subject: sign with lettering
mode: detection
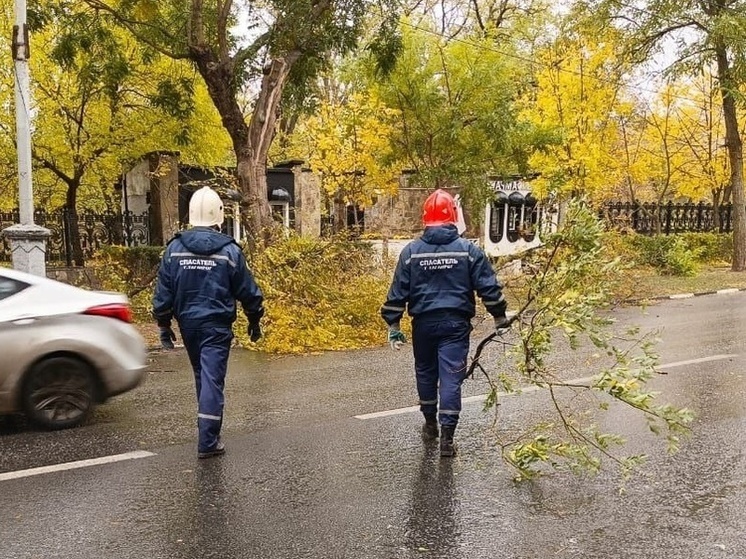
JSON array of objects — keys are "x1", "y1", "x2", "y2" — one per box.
[{"x1": 490, "y1": 179, "x2": 529, "y2": 191}]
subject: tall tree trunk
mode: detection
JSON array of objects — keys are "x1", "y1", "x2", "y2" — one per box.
[
  {"x1": 190, "y1": 48, "x2": 299, "y2": 246},
  {"x1": 245, "y1": 56, "x2": 300, "y2": 242},
  {"x1": 715, "y1": 42, "x2": 746, "y2": 270},
  {"x1": 236, "y1": 154, "x2": 273, "y2": 243},
  {"x1": 712, "y1": 187, "x2": 721, "y2": 230},
  {"x1": 65, "y1": 182, "x2": 84, "y2": 267}
]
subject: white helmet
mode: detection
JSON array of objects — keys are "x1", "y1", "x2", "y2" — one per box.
[{"x1": 189, "y1": 186, "x2": 224, "y2": 227}]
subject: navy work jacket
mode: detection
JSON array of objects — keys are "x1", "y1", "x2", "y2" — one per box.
[
  {"x1": 152, "y1": 227, "x2": 264, "y2": 329},
  {"x1": 381, "y1": 225, "x2": 506, "y2": 325}
]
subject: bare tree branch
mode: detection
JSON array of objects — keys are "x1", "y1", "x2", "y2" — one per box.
[
  {"x1": 217, "y1": 0, "x2": 234, "y2": 60},
  {"x1": 33, "y1": 155, "x2": 74, "y2": 185},
  {"x1": 472, "y1": 0, "x2": 486, "y2": 32},
  {"x1": 233, "y1": 31, "x2": 272, "y2": 71}
]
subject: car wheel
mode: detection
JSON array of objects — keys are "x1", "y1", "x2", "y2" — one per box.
[{"x1": 22, "y1": 356, "x2": 97, "y2": 430}]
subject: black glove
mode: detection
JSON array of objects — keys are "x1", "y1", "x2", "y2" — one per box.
[
  {"x1": 494, "y1": 315, "x2": 511, "y2": 335},
  {"x1": 248, "y1": 320, "x2": 262, "y2": 343},
  {"x1": 159, "y1": 326, "x2": 176, "y2": 349}
]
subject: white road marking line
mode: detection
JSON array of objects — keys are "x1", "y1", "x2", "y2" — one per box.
[
  {"x1": 717, "y1": 288, "x2": 740, "y2": 294},
  {"x1": 0, "y1": 450, "x2": 156, "y2": 482},
  {"x1": 357, "y1": 405, "x2": 421, "y2": 419},
  {"x1": 669, "y1": 293, "x2": 695, "y2": 299},
  {"x1": 354, "y1": 354, "x2": 738, "y2": 420}
]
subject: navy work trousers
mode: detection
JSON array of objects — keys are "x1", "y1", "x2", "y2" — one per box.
[
  {"x1": 180, "y1": 326, "x2": 233, "y2": 453},
  {"x1": 412, "y1": 316, "x2": 471, "y2": 428}
]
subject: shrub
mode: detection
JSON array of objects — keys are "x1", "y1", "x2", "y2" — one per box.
[
  {"x1": 603, "y1": 232, "x2": 707, "y2": 276},
  {"x1": 678, "y1": 232, "x2": 732, "y2": 264},
  {"x1": 661, "y1": 237, "x2": 700, "y2": 276},
  {"x1": 88, "y1": 245, "x2": 163, "y2": 320},
  {"x1": 600, "y1": 231, "x2": 641, "y2": 266},
  {"x1": 236, "y1": 233, "x2": 392, "y2": 354}
]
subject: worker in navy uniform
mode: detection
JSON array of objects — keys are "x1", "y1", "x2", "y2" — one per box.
[
  {"x1": 381, "y1": 189, "x2": 509, "y2": 457},
  {"x1": 153, "y1": 186, "x2": 264, "y2": 459}
]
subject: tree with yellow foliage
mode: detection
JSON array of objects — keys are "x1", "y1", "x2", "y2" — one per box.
[
  {"x1": 0, "y1": 0, "x2": 232, "y2": 264},
  {"x1": 610, "y1": 76, "x2": 731, "y2": 231},
  {"x1": 299, "y1": 92, "x2": 400, "y2": 228},
  {"x1": 521, "y1": 30, "x2": 632, "y2": 203},
  {"x1": 83, "y1": 0, "x2": 402, "y2": 246},
  {"x1": 587, "y1": 0, "x2": 746, "y2": 269},
  {"x1": 352, "y1": 22, "x2": 536, "y2": 221},
  {"x1": 628, "y1": 86, "x2": 695, "y2": 232},
  {"x1": 673, "y1": 71, "x2": 730, "y2": 223}
]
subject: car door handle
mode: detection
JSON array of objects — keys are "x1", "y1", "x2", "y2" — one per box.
[{"x1": 12, "y1": 318, "x2": 36, "y2": 325}]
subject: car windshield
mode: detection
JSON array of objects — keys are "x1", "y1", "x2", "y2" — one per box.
[{"x1": 0, "y1": 276, "x2": 30, "y2": 302}]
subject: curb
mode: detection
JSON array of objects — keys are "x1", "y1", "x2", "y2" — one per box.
[{"x1": 624, "y1": 287, "x2": 746, "y2": 305}]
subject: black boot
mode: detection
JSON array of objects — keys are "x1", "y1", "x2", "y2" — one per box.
[
  {"x1": 440, "y1": 426, "x2": 456, "y2": 457},
  {"x1": 198, "y1": 440, "x2": 225, "y2": 459},
  {"x1": 422, "y1": 414, "x2": 439, "y2": 440}
]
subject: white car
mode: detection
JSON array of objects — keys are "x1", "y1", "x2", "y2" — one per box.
[{"x1": 0, "y1": 267, "x2": 147, "y2": 429}]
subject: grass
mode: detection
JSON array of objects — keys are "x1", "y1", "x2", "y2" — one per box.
[
  {"x1": 500, "y1": 263, "x2": 746, "y2": 313},
  {"x1": 629, "y1": 265, "x2": 746, "y2": 301}
]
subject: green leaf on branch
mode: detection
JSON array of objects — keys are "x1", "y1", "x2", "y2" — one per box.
[{"x1": 486, "y1": 199, "x2": 694, "y2": 482}]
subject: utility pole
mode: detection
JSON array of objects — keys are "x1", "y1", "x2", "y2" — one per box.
[{"x1": 1, "y1": 0, "x2": 50, "y2": 276}]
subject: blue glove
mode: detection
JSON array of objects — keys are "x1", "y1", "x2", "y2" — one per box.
[
  {"x1": 159, "y1": 326, "x2": 176, "y2": 349},
  {"x1": 248, "y1": 320, "x2": 262, "y2": 342},
  {"x1": 388, "y1": 324, "x2": 406, "y2": 350},
  {"x1": 494, "y1": 315, "x2": 511, "y2": 336}
]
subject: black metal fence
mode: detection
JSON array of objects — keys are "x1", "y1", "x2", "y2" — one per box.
[
  {"x1": 1, "y1": 208, "x2": 150, "y2": 265},
  {"x1": 601, "y1": 201, "x2": 734, "y2": 234},
  {"x1": 0, "y1": 201, "x2": 737, "y2": 265}
]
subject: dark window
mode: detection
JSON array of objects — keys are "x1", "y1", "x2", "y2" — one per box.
[
  {"x1": 489, "y1": 192, "x2": 510, "y2": 243},
  {"x1": 0, "y1": 276, "x2": 30, "y2": 302}
]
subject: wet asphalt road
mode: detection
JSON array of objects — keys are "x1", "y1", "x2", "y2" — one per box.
[{"x1": 1, "y1": 293, "x2": 746, "y2": 558}]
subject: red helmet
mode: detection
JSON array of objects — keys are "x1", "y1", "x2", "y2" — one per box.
[{"x1": 422, "y1": 189, "x2": 458, "y2": 227}]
